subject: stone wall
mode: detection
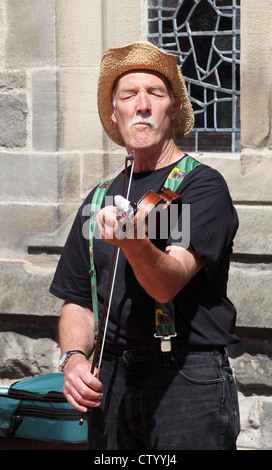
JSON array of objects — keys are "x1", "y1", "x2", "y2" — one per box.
[
  {"x1": 195, "y1": 153, "x2": 272, "y2": 449},
  {"x1": 0, "y1": 0, "x2": 143, "y2": 378},
  {"x1": 0, "y1": 0, "x2": 272, "y2": 450}
]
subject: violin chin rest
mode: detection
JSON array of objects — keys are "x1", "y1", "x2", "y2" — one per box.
[{"x1": 114, "y1": 195, "x2": 130, "y2": 212}]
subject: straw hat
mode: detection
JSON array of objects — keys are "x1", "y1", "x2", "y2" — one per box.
[{"x1": 97, "y1": 41, "x2": 194, "y2": 147}]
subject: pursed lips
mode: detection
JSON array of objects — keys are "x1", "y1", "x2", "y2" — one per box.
[
  {"x1": 129, "y1": 118, "x2": 157, "y2": 129},
  {"x1": 134, "y1": 122, "x2": 151, "y2": 127}
]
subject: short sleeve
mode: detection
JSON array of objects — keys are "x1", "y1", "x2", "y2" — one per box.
[{"x1": 49, "y1": 198, "x2": 93, "y2": 308}]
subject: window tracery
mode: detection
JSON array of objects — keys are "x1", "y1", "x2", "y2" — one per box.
[{"x1": 148, "y1": 0, "x2": 240, "y2": 152}]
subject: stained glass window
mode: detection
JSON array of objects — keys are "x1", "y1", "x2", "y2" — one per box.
[{"x1": 148, "y1": 0, "x2": 240, "y2": 152}]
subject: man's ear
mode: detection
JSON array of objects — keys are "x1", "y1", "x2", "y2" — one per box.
[
  {"x1": 171, "y1": 97, "x2": 182, "y2": 120},
  {"x1": 111, "y1": 107, "x2": 117, "y2": 124}
]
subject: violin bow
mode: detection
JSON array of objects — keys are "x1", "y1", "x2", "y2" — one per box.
[
  {"x1": 79, "y1": 151, "x2": 135, "y2": 424},
  {"x1": 93, "y1": 151, "x2": 135, "y2": 376}
]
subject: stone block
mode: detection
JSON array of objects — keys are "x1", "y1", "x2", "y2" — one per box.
[
  {"x1": 241, "y1": 1, "x2": 272, "y2": 150},
  {"x1": 0, "y1": 2, "x2": 3, "y2": 65},
  {"x1": 260, "y1": 399, "x2": 272, "y2": 449},
  {"x1": 0, "y1": 153, "x2": 58, "y2": 202},
  {"x1": 5, "y1": 0, "x2": 55, "y2": 66},
  {"x1": 0, "y1": 151, "x2": 82, "y2": 208},
  {"x1": 57, "y1": 153, "x2": 81, "y2": 202},
  {"x1": 81, "y1": 151, "x2": 126, "y2": 197},
  {"x1": 56, "y1": 0, "x2": 103, "y2": 66},
  {"x1": 57, "y1": 68, "x2": 103, "y2": 150},
  {"x1": 105, "y1": 0, "x2": 147, "y2": 47},
  {"x1": 26, "y1": 203, "x2": 79, "y2": 252},
  {"x1": 240, "y1": 148, "x2": 272, "y2": 175},
  {"x1": 0, "y1": 255, "x2": 62, "y2": 317},
  {"x1": 0, "y1": 203, "x2": 59, "y2": 254},
  {"x1": 233, "y1": 353, "x2": 272, "y2": 390},
  {"x1": 234, "y1": 206, "x2": 272, "y2": 256},
  {"x1": 228, "y1": 263, "x2": 272, "y2": 329},
  {"x1": 237, "y1": 393, "x2": 272, "y2": 450},
  {"x1": 0, "y1": 71, "x2": 26, "y2": 89},
  {"x1": 0, "y1": 94, "x2": 27, "y2": 147},
  {"x1": 81, "y1": 152, "x2": 105, "y2": 196},
  {"x1": 32, "y1": 70, "x2": 57, "y2": 151},
  {"x1": 0, "y1": 332, "x2": 60, "y2": 382},
  {"x1": 237, "y1": 394, "x2": 262, "y2": 449}
]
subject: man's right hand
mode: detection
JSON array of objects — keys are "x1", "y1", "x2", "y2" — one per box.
[{"x1": 62, "y1": 354, "x2": 103, "y2": 413}]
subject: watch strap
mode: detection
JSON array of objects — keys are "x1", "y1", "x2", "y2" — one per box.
[{"x1": 59, "y1": 350, "x2": 87, "y2": 372}]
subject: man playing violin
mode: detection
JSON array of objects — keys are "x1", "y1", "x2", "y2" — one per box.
[{"x1": 50, "y1": 42, "x2": 240, "y2": 450}]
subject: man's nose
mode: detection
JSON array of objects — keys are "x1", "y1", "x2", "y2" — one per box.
[{"x1": 136, "y1": 91, "x2": 151, "y2": 114}]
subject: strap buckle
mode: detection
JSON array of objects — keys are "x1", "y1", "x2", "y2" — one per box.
[{"x1": 154, "y1": 333, "x2": 177, "y2": 352}]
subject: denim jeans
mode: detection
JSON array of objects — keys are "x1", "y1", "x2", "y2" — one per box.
[{"x1": 87, "y1": 345, "x2": 240, "y2": 450}]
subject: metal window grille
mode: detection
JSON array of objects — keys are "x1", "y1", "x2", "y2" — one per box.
[{"x1": 148, "y1": 0, "x2": 240, "y2": 152}]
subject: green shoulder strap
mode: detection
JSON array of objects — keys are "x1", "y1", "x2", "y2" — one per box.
[
  {"x1": 89, "y1": 155, "x2": 201, "y2": 342},
  {"x1": 163, "y1": 154, "x2": 201, "y2": 191},
  {"x1": 89, "y1": 179, "x2": 114, "y2": 336},
  {"x1": 153, "y1": 155, "x2": 201, "y2": 350}
]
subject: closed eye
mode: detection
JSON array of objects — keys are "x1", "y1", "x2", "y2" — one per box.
[
  {"x1": 120, "y1": 91, "x2": 137, "y2": 101},
  {"x1": 150, "y1": 91, "x2": 165, "y2": 98},
  {"x1": 148, "y1": 87, "x2": 168, "y2": 98},
  {"x1": 118, "y1": 88, "x2": 168, "y2": 101}
]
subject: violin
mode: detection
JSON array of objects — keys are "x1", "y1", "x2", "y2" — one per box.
[{"x1": 115, "y1": 187, "x2": 181, "y2": 236}]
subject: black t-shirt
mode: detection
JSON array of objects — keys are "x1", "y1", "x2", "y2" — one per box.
[{"x1": 50, "y1": 156, "x2": 239, "y2": 350}]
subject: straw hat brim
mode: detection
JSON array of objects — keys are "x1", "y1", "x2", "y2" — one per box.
[{"x1": 97, "y1": 41, "x2": 194, "y2": 147}]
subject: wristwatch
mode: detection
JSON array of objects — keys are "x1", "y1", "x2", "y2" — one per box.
[{"x1": 59, "y1": 350, "x2": 87, "y2": 372}]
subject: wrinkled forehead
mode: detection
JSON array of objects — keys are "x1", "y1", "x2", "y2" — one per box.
[{"x1": 112, "y1": 69, "x2": 173, "y2": 95}]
